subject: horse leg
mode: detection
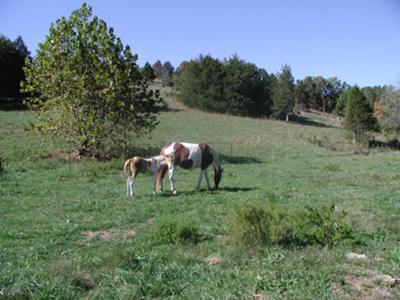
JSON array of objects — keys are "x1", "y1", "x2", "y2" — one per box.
[
  {"x1": 127, "y1": 175, "x2": 135, "y2": 197},
  {"x1": 127, "y1": 176, "x2": 131, "y2": 196},
  {"x1": 168, "y1": 165, "x2": 177, "y2": 194},
  {"x1": 204, "y1": 169, "x2": 211, "y2": 191},
  {"x1": 152, "y1": 172, "x2": 157, "y2": 194},
  {"x1": 197, "y1": 170, "x2": 204, "y2": 192},
  {"x1": 156, "y1": 164, "x2": 168, "y2": 193}
]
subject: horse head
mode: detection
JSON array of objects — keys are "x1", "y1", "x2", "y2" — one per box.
[{"x1": 213, "y1": 166, "x2": 223, "y2": 189}]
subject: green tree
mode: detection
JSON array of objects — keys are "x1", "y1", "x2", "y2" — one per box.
[
  {"x1": 141, "y1": 62, "x2": 155, "y2": 80},
  {"x1": 175, "y1": 55, "x2": 226, "y2": 112},
  {"x1": 344, "y1": 86, "x2": 378, "y2": 143},
  {"x1": 152, "y1": 60, "x2": 174, "y2": 86},
  {"x1": 223, "y1": 55, "x2": 272, "y2": 116},
  {"x1": 272, "y1": 64, "x2": 295, "y2": 120},
  {"x1": 21, "y1": 4, "x2": 163, "y2": 156},
  {"x1": 378, "y1": 85, "x2": 400, "y2": 132},
  {"x1": 0, "y1": 35, "x2": 30, "y2": 100}
]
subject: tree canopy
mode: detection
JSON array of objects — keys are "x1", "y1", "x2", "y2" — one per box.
[
  {"x1": 0, "y1": 35, "x2": 30, "y2": 99},
  {"x1": 21, "y1": 4, "x2": 164, "y2": 156},
  {"x1": 174, "y1": 54, "x2": 273, "y2": 117}
]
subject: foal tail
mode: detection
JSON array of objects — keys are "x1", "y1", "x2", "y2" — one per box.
[{"x1": 123, "y1": 159, "x2": 133, "y2": 177}]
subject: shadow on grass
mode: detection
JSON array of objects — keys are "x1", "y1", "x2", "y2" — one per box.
[
  {"x1": 159, "y1": 186, "x2": 258, "y2": 197},
  {"x1": 0, "y1": 98, "x2": 27, "y2": 111},
  {"x1": 291, "y1": 115, "x2": 331, "y2": 128},
  {"x1": 368, "y1": 139, "x2": 400, "y2": 150},
  {"x1": 220, "y1": 154, "x2": 263, "y2": 164}
]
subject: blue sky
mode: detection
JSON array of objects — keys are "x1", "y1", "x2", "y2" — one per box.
[{"x1": 1, "y1": 0, "x2": 399, "y2": 87}]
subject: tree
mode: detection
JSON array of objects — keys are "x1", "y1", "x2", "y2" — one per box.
[
  {"x1": 152, "y1": 60, "x2": 174, "y2": 86},
  {"x1": 344, "y1": 86, "x2": 378, "y2": 143},
  {"x1": 141, "y1": 62, "x2": 155, "y2": 80},
  {"x1": 377, "y1": 86, "x2": 400, "y2": 132},
  {"x1": 223, "y1": 55, "x2": 272, "y2": 116},
  {"x1": 0, "y1": 35, "x2": 30, "y2": 99},
  {"x1": 174, "y1": 54, "x2": 273, "y2": 117},
  {"x1": 21, "y1": 4, "x2": 163, "y2": 156},
  {"x1": 175, "y1": 55, "x2": 226, "y2": 112},
  {"x1": 272, "y1": 64, "x2": 295, "y2": 120}
]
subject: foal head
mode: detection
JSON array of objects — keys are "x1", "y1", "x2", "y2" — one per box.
[{"x1": 213, "y1": 166, "x2": 223, "y2": 189}]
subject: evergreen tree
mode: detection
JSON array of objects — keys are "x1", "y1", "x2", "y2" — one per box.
[
  {"x1": 141, "y1": 62, "x2": 155, "y2": 80},
  {"x1": 21, "y1": 4, "x2": 163, "y2": 156},
  {"x1": 0, "y1": 35, "x2": 30, "y2": 99},
  {"x1": 344, "y1": 86, "x2": 378, "y2": 142},
  {"x1": 272, "y1": 64, "x2": 295, "y2": 120}
]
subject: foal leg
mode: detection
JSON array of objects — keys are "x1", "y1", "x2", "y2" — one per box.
[
  {"x1": 168, "y1": 165, "x2": 177, "y2": 194},
  {"x1": 204, "y1": 169, "x2": 211, "y2": 191},
  {"x1": 197, "y1": 170, "x2": 204, "y2": 192},
  {"x1": 127, "y1": 176, "x2": 135, "y2": 197}
]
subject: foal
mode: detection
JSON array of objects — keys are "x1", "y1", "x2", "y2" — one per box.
[{"x1": 124, "y1": 155, "x2": 170, "y2": 196}]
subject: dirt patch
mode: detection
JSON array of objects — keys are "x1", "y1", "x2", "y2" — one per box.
[
  {"x1": 204, "y1": 255, "x2": 222, "y2": 266},
  {"x1": 334, "y1": 267, "x2": 399, "y2": 300},
  {"x1": 252, "y1": 293, "x2": 268, "y2": 300},
  {"x1": 81, "y1": 228, "x2": 136, "y2": 242}
]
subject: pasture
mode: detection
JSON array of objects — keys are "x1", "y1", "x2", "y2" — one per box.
[{"x1": 0, "y1": 93, "x2": 399, "y2": 299}]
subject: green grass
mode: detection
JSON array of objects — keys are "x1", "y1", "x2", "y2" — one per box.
[{"x1": 1, "y1": 97, "x2": 399, "y2": 299}]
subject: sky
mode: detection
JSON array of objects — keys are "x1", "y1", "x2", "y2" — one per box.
[{"x1": 1, "y1": 0, "x2": 399, "y2": 87}]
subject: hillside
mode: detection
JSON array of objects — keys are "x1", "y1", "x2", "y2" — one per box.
[{"x1": 0, "y1": 96, "x2": 399, "y2": 299}]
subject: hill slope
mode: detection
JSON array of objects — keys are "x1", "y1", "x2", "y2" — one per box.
[{"x1": 0, "y1": 98, "x2": 399, "y2": 299}]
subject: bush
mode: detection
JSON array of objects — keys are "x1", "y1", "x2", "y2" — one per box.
[
  {"x1": 150, "y1": 217, "x2": 202, "y2": 245},
  {"x1": 291, "y1": 204, "x2": 353, "y2": 246},
  {"x1": 224, "y1": 202, "x2": 353, "y2": 247},
  {"x1": 224, "y1": 202, "x2": 290, "y2": 246}
]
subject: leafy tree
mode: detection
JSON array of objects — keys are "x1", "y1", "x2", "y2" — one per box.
[
  {"x1": 141, "y1": 62, "x2": 155, "y2": 80},
  {"x1": 344, "y1": 86, "x2": 378, "y2": 142},
  {"x1": 0, "y1": 35, "x2": 30, "y2": 99},
  {"x1": 272, "y1": 64, "x2": 295, "y2": 120},
  {"x1": 378, "y1": 86, "x2": 400, "y2": 132},
  {"x1": 296, "y1": 76, "x2": 347, "y2": 113},
  {"x1": 21, "y1": 4, "x2": 163, "y2": 156}
]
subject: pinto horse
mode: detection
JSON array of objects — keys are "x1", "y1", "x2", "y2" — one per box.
[{"x1": 160, "y1": 142, "x2": 223, "y2": 193}]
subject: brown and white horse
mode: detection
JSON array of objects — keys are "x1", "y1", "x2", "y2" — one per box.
[
  {"x1": 124, "y1": 155, "x2": 170, "y2": 197},
  {"x1": 160, "y1": 142, "x2": 223, "y2": 193}
]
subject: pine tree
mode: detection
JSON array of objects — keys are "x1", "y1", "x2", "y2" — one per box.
[
  {"x1": 272, "y1": 64, "x2": 295, "y2": 120},
  {"x1": 344, "y1": 87, "x2": 378, "y2": 143}
]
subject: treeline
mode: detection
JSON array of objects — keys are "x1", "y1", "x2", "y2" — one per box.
[
  {"x1": 1, "y1": 30, "x2": 398, "y2": 144},
  {"x1": 0, "y1": 35, "x2": 31, "y2": 106}
]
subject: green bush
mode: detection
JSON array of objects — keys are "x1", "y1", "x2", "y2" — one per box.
[
  {"x1": 224, "y1": 201, "x2": 290, "y2": 246},
  {"x1": 150, "y1": 217, "x2": 202, "y2": 245},
  {"x1": 291, "y1": 204, "x2": 353, "y2": 246},
  {"x1": 224, "y1": 202, "x2": 353, "y2": 247}
]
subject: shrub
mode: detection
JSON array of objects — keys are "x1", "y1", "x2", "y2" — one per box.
[
  {"x1": 291, "y1": 204, "x2": 353, "y2": 246},
  {"x1": 150, "y1": 217, "x2": 202, "y2": 245},
  {"x1": 224, "y1": 202, "x2": 353, "y2": 247},
  {"x1": 224, "y1": 201, "x2": 290, "y2": 246}
]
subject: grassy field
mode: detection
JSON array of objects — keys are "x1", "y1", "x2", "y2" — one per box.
[{"x1": 1, "y1": 94, "x2": 399, "y2": 299}]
